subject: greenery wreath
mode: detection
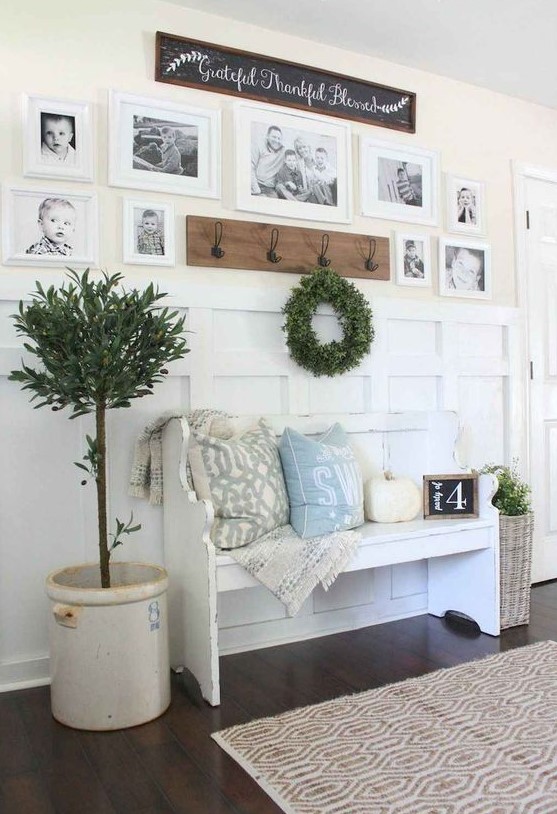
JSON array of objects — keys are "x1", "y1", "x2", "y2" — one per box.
[{"x1": 282, "y1": 267, "x2": 374, "y2": 377}]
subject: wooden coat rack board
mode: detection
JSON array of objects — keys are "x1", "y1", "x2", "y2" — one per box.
[{"x1": 186, "y1": 216, "x2": 390, "y2": 281}]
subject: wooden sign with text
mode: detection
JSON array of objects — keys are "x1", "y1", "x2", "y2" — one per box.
[
  {"x1": 155, "y1": 33, "x2": 416, "y2": 132},
  {"x1": 423, "y1": 474, "x2": 479, "y2": 519}
]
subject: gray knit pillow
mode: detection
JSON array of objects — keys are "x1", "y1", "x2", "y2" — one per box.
[{"x1": 188, "y1": 419, "x2": 289, "y2": 549}]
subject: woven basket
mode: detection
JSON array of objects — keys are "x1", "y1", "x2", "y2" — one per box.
[{"x1": 499, "y1": 512, "x2": 534, "y2": 629}]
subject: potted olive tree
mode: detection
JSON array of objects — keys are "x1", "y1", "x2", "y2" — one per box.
[
  {"x1": 10, "y1": 269, "x2": 188, "y2": 730},
  {"x1": 481, "y1": 462, "x2": 533, "y2": 629}
]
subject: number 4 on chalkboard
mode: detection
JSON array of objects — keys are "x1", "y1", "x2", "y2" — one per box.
[{"x1": 423, "y1": 473, "x2": 479, "y2": 519}]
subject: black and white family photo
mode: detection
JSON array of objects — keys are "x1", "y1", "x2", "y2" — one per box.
[
  {"x1": 2, "y1": 186, "x2": 98, "y2": 267},
  {"x1": 250, "y1": 120, "x2": 337, "y2": 206},
  {"x1": 235, "y1": 102, "x2": 351, "y2": 223},
  {"x1": 132, "y1": 115, "x2": 198, "y2": 178}
]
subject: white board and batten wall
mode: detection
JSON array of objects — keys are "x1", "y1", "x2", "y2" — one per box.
[{"x1": 0, "y1": 273, "x2": 522, "y2": 691}]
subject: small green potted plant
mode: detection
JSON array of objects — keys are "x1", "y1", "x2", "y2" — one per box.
[
  {"x1": 481, "y1": 461, "x2": 533, "y2": 629},
  {"x1": 481, "y1": 462, "x2": 532, "y2": 517},
  {"x1": 9, "y1": 269, "x2": 188, "y2": 730}
]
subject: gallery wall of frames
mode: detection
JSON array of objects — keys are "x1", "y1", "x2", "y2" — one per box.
[{"x1": 5, "y1": 76, "x2": 489, "y2": 299}]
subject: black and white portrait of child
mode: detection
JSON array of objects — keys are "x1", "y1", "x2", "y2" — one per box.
[
  {"x1": 403, "y1": 240, "x2": 425, "y2": 279},
  {"x1": 134, "y1": 207, "x2": 165, "y2": 256},
  {"x1": 25, "y1": 197, "x2": 76, "y2": 256},
  {"x1": 447, "y1": 176, "x2": 485, "y2": 235},
  {"x1": 445, "y1": 245, "x2": 485, "y2": 292},
  {"x1": 122, "y1": 198, "x2": 174, "y2": 267},
  {"x1": 378, "y1": 158, "x2": 423, "y2": 207},
  {"x1": 396, "y1": 233, "x2": 431, "y2": 287},
  {"x1": 23, "y1": 96, "x2": 93, "y2": 183},
  {"x1": 40, "y1": 112, "x2": 77, "y2": 166},
  {"x1": 132, "y1": 115, "x2": 199, "y2": 178},
  {"x1": 6, "y1": 189, "x2": 95, "y2": 265}
]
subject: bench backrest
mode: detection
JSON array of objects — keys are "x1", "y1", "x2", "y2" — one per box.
[{"x1": 261, "y1": 410, "x2": 465, "y2": 484}]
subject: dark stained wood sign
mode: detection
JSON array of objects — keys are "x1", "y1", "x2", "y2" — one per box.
[
  {"x1": 155, "y1": 33, "x2": 416, "y2": 133},
  {"x1": 423, "y1": 474, "x2": 479, "y2": 520}
]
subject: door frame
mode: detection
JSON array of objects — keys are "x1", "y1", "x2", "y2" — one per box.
[
  {"x1": 513, "y1": 161, "x2": 557, "y2": 579},
  {"x1": 512, "y1": 162, "x2": 557, "y2": 473}
]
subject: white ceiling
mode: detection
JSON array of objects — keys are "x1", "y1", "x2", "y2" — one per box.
[{"x1": 166, "y1": 0, "x2": 557, "y2": 109}]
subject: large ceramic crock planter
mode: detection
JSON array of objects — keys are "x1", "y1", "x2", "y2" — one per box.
[{"x1": 46, "y1": 562, "x2": 170, "y2": 731}]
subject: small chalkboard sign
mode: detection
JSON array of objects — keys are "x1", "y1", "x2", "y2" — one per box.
[{"x1": 423, "y1": 474, "x2": 478, "y2": 519}]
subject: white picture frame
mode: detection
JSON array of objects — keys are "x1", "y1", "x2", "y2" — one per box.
[
  {"x1": 445, "y1": 174, "x2": 486, "y2": 236},
  {"x1": 395, "y1": 232, "x2": 432, "y2": 287},
  {"x1": 122, "y1": 198, "x2": 175, "y2": 267},
  {"x1": 360, "y1": 138, "x2": 439, "y2": 226},
  {"x1": 22, "y1": 94, "x2": 94, "y2": 182},
  {"x1": 234, "y1": 101, "x2": 352, "y2": 224},
  {"x1": 439, "y1": 237, "x2": 491, "y2": 299},
  {"x1": 2, "y1": 185, "x2": 99, "y2": 267},
  {"x1": 109, "y1": 90, "x2": 220, "y2": 199}
]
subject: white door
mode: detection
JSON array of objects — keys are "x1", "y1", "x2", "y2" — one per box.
[{"x1": 524, "y1": 175, "x2": 557, "y2": 581}]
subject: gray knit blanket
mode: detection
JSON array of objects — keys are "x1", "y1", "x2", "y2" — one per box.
[{"x1": 129, "y1": 412, "x2": 361, "y2": 615}]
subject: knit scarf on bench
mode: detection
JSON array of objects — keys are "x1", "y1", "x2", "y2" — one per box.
[{"x1": 129, "y1": 408, "x2": 226, "y2": 504}]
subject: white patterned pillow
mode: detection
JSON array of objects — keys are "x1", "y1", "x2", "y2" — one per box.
[{"x1": 188, "y1": 419, "x2": 289, "y2": 549}]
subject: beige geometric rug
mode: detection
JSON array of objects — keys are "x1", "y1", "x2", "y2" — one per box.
[{"x1": 213, "y1": 641, "x2": 557, "y2": 813}]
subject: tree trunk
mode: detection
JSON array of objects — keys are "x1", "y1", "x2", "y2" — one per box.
[{"x1": 96, "y1": 402, "x2": 110, "y2": 588}]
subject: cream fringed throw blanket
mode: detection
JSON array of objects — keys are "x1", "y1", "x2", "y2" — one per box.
[
  {"x1": 129, "y1": 412, "x2": 361, "y2": 615},
  {"x1": 227, "y1": 524, "x2": 360, "y2": 616}
]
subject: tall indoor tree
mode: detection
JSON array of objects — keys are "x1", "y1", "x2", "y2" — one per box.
[{"x1": 9, "y1": 269, "x2": 188, "y2": 588}]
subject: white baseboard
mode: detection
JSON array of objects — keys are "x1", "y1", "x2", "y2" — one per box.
[{"x1": 0, "y1": 656, "x2": 50, "y2": 693}]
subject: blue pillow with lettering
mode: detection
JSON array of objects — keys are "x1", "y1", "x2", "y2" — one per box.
[{"x1": 278, "y1": 423, "x2": 364, "y2": 538}]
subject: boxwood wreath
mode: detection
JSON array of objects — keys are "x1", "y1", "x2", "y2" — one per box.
[{"x1": 282, "y1": 267, "x2": 374, "y2": 377}]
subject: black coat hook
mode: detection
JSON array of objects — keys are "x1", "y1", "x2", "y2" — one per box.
[
  {"x1": 317, "y1": 233, "x2": 330, "y2": 267},
  {"x1": 365, "y1": 237, "x2": 379, "y2": 272},
  {"x1": 267, "y1": 227, "x2": 282, "y2": 264},
  {"x1": 211, "y1": 221, "x2": 225, "y2": 259}
]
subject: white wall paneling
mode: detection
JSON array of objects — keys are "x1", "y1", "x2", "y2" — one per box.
[{"x1": 0, "y1": 278, "x2": 521, "y2": 690}]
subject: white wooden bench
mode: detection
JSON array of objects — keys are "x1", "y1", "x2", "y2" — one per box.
[{"x1": 162, "y1": 410, "x2": 500, "y2": 706}]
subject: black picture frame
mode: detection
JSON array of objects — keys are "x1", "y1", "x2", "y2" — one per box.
[
  {"x1": 155, "y1": 32, "x2": 416, "y2": 133},
  {"x1": 423, "y1": 473, "x2": 479, "y2": 519}
]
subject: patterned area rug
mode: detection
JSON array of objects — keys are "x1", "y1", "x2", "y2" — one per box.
[{"x1": 213, "y1": 641, "x2": 557, "y2": 813}]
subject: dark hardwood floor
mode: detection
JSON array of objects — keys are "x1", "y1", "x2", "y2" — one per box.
[{"x1": 2, "y1": 583, "x2": 557, "y2": 813}]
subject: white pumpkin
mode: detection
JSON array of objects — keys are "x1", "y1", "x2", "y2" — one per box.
[{"x1": 364, "y1": 471, "x2": 422, "y2": 523}]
